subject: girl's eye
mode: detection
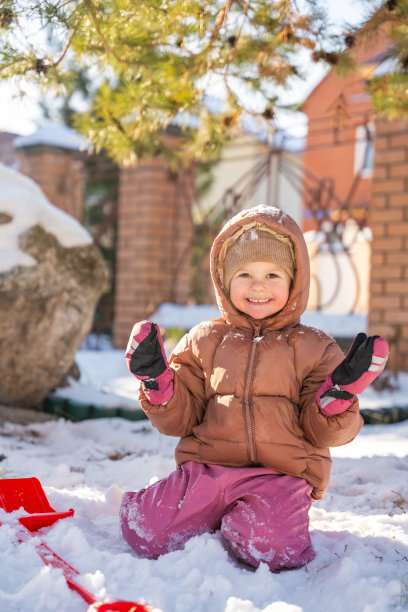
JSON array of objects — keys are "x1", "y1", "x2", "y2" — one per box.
[
  {"x1": 267, "y1": 273, "x2": 278, "y2": 279},
  {"x1": 238, "y1": 272, "x2": 250, "y2": 278}
]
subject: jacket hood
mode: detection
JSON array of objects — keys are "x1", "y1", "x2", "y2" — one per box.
[{"x1": 210, "y1": 205, "x2": 310, "y2": 331}]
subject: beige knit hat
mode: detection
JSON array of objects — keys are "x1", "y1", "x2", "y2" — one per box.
[{"x1": 222, "y1": 227, "x2": 295, "y2": 292}]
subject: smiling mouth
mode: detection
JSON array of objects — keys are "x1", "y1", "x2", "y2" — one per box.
[{"x1": 247, "y1": 298, "x2": 271, "y2": 303}]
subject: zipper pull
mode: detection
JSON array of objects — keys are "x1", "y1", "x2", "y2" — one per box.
[{"x1": 253, "y1": 323, "x2": 261, "y2": 339}]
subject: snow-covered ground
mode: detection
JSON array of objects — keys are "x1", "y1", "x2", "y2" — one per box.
[
  {"x1": 1, "y1": 343, "x2": 408, "y2": 612},
  {"x1": 0, "y1": 404, "x2": 407, "y2": 612}
]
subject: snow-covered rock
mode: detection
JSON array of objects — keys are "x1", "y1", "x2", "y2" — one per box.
[{"x1": 0, "y1": 163, "x2": 107, "y2": 407}]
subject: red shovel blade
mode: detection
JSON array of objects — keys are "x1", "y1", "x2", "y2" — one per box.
[
  {"x1": 0, "y1": 476, "x2": 74, "y2": 530},
  {"x1": 89, "y1": 603, "x2": 153, "y2": 611},
  {"x1": 0, "y1": 476, "x2": 55, "y2": 513}
]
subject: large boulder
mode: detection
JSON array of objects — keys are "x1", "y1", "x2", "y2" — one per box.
[{"x1": 0, "y1": 163, "x2": 107, "y2": 408}]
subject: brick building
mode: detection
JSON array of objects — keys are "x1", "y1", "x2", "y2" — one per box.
[
  {"x1": 302, "y1": 25, "x2": 408, "y2": 371},
  {"x1": 368, "y1": 119, "x2": 408, "y2": 371},
  {"x1": 302, "y1": 27, "x2": 390, "y2": 230},
  {"x1": 0, "y1": 132, "x2": 19, "y2": 168},
  {"x1": 15, "y1": 126, "x2": 86, "y2": 221}
]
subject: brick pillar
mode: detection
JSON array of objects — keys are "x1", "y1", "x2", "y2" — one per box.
[
  {"x1": 16, "y1": 146, "x2": 84, "y2": 221},
  {"x1": 368, "y1": 119, "x2": 408, "y2": 372},
  {"x1": 0, "y1": 132, "x2": 19, "y2": 166},
  {"x1": 113, "y1": 149, "x2": 195, "y2": 348}
]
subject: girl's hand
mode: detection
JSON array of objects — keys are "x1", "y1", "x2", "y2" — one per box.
[
  {"x1": 125, "y1": 321, "x2": 174, "y2": 405},
  {"x1": 316, "y1": 333, "x2": 389, "y2": 416}
]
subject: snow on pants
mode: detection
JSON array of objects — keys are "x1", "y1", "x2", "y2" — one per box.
[{"x1": 120, "y1": 461, "x2": 315, "y2": 572}]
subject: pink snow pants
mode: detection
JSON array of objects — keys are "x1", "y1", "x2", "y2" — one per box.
[{"x1": 120, "y1": 462, "x2": 314, "y2": 572}]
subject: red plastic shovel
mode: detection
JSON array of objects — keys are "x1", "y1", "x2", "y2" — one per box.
[{"x1": 0, "y1": 477, "x2": 152, "y2": 612}]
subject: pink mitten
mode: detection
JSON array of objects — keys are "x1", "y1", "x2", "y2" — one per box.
[
  {"x1": 316, "y1": 333, "x2": 389, "y2": 416},
  {"x1": 125, "y1": 321, "x2": 174, "y2": 405}
]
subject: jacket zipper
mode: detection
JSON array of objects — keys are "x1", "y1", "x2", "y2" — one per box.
[{"x1": 244, "y1": 323, "x2": 261, "y2": 463}]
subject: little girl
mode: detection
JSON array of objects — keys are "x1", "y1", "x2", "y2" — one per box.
[{"x1": 120, "y1": 205, "x2": 388, "y2": 571}]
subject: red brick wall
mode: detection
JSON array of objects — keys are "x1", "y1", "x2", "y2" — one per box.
[
  {"x1": 113, "y1": 152, "x2": 195, "y2": 348},
  {"x1": 302, "y1": 31, "x2": 390, "y2": 232},
  {"x1": 17, "y1": 146, "x2": 84, "y2": 221},
  {"x1": 0, "y1": 132, "x2": 19, "y2": 167},
  {"x1": 302, "y1": 80, "x2": 373, "y2": 231},
  {"x1": 368, "y1": 119, "x2": 408, "y2": 371}
]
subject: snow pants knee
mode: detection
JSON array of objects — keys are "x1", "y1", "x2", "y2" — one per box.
[{"x1": 119, "y1": 461, "x2": 314, "y2": 572}]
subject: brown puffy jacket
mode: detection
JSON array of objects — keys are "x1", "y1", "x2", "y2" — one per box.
[{"x1": 139, "y1": 206, "x2": 363, "y2": 499}]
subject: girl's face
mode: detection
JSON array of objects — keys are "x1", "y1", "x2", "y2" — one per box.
[{"x1": 229, "y1": 261, "x2": 291, "y2": 319}]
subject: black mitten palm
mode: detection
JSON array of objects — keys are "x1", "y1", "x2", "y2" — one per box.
[
  {"x1": 317, "y1": 333, "x2": 389, "y2": 416},
  {"x1": 125, "y1": 321, "x2": 174, "y2": 404}
]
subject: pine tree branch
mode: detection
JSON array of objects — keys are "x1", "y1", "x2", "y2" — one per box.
[
  {"x1": 86, "y1": 0, "x2": 146, "y2": 67},
  {"x1": 205, "y1": 0, "x2": 234, "y2": 50},
  {"x1": 53, "y1": 19, "x2": 80, "y2": 67},
  {"x1": 225, "y1": 0, "x2": 251, "y2": 71}
]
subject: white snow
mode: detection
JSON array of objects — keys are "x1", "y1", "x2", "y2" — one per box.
[
  {"x1": 239, "y1": 228, "x2": 260, "y2": 242},
  {"x1": 152, "y1": 302, "x2": 222, "y2": 330},
  {"x1": 300, "y1": 311, "x2": 367, "y2": 338},
  {"x1": 13, "y1": 124, "x2": 89, "y2": 151},
  {"x1": 51, "y1": 349, "x2": 141, "y2": 409},
  {"x1": 221, "y1": 205, "x2": 286, "y2": 233},
  {"x1": 0, "y1": 357, "x2": 408, "y2": 612},
  {"x1": 0, "y1": 163, "x2": 92, "y2": 273}
]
